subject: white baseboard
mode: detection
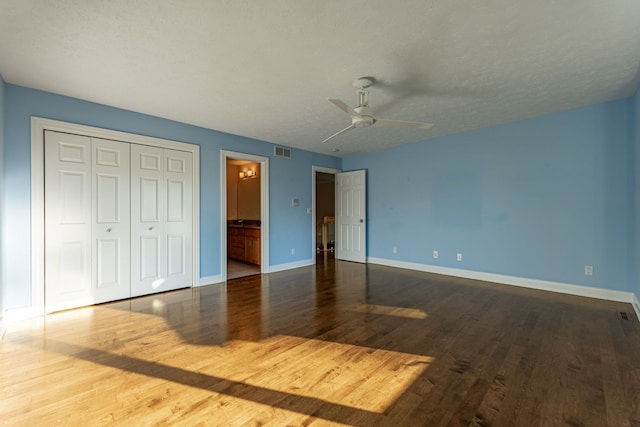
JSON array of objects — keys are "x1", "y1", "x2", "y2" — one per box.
[
  {"x1": 199, "y1": 260, "x2": 316, "y2": 284},
  {"x1": 267, "y1": 259, "x2": 314, "y2": 274},
  {"x1": 367, "y1": 257, "x2": 635, "y2": 304},
  {"x1": 4, "y1": 305, "x2": 45, "y2": 322},
  {"x1": 197, "y1": 274, "x2": 224, "y2": 287}
]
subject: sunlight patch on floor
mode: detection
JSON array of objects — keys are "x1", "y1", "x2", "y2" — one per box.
[
  {"x1": 3, "y1": 302, "x2": 435, "y2": 422},
  {"x1": 348, "y1": 303, "x2": 428, "y2": 319}
]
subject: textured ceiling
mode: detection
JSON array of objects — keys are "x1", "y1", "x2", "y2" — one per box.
[{"x1": 1, "y1": 1, "x2": 639, "y2": 157}]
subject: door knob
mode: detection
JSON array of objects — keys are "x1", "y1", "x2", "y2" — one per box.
[
  {"x1": 148, "y1": 227, "x2": 154, "y2": 231},
  {"x1": 360, "y1": 219, "x2": 364, "y2": 223},
  {"x1": 106, "y1": 228, "x2": 112, "y2": 232}
]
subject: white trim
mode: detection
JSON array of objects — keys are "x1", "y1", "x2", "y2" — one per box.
[
  {"x1": 221, "y1": 150, "x2": 270, "y2": 282},
  {"x1": 368, "y1": 257, "x2": 636, "y2": 304},
  {"x1": 632, "y1": 293, "x2": 640, "y2": 321},
  {"x1": 4, "y1": 305, "x2": 45, "y2": 322},
  {"x1": 31, "y1": 117, "x2": 200, "y2": 314},
  {"x1": 267, "y1": 259, "x2": 314, "y2": 273},
  {"x1": 197, "y1": 274, "x2": 224, "y2": 287},
  {"x1": 311, "y1": 166, "x2": 340, "y2": 264}
]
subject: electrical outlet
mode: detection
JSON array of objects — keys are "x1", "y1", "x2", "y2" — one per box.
[
  {"x1": 392, "y1": 246, "x2": 398, "y2": 254},
  {"x1": 291, "y1": 248, "x2": 295, "y2": 255},
  {"x1": 585, "y1": 265, "x2": 593, "y2": 276},
  {"x1": 433, "y1": 250, "x2": 438, "y2": 259},
  {"x1": 457, "y1": 253, "x2": 462, "y2": 261}
]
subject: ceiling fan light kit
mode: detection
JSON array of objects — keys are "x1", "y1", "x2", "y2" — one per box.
[{"x1": 323, "y1": 76, "x2": 434, "y2": 144}]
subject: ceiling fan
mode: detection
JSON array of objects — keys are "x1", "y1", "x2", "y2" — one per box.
[{"x1": 323, "y1": 77, "x2": 434, "y2": 143}]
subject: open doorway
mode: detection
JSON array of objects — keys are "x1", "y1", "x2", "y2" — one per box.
[
  {"x1": 222, "y1": 151, "x2": 269, "y2": 281},
  {"x1": 312, "y1": 166, "x2": 340, "y2": 264}
]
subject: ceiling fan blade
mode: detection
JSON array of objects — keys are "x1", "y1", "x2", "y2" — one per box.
[
  {"x1": 329, "y1": 99, "x2": 361, "y2": 118},
  {"x1": 374, "y1": 118, "x2": 434, "y2": 129},
  {"x1": 323, "y1": 125, "x2": 355, "y2": 143}
]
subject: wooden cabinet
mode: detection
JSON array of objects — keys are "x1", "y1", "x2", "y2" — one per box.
[
  {"x1": 244, "y1": 228, "x2": 261, "y2": 265},
  {"x1": 228, "y1": 227, "x2": 245, "y2": 261},
  {"x1": 228, "y1": 226, "x2": 261, "y2": 265}
]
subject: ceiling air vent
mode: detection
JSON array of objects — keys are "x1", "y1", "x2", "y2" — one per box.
[
  {"x1": 618, "y1": 311, "x2": 632, "y2": 321},
  {"x1": 274, "y1": 146, "x2": 291, "y2": 159}
]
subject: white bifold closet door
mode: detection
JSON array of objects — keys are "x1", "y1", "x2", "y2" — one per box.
[
  {"x1": 45, "y1": 131, "x2": 131, "y2": 312},
  {"x1": 45, "y1": 131, "x2": 194, "y2": 312},
  {"x1": 130, "y1": 145, "x2": 193, "y2": 297}
]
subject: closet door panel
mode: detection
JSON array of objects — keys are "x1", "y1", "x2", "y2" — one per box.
[
  {"x1": 164, "y1": 150, "x2": 193, "y2": 288},
  {"x1": 45, "y1": 131, "x2": 93, "y2": 312},
  {"x1": 141, "y1": 236, "x2": 161, "y2": 279},
  {"x1": 131, "y1": 145, "x2": 193, "y2": 296},
  {"x1": 131, "y1": 145, "x2": 165, "y2": 297},
  {"x1": 92, "y1": 138, "x2": 130, "y2": 303}
]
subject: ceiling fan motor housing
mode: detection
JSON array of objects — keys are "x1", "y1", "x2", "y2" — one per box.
[{"x1": 353, "y1": 106, "x2": 374, "y2": 128}]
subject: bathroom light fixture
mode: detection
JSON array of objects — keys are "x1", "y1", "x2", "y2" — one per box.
[{"x1": 239, "y1": 169, "x2": 257, "y2": 179}]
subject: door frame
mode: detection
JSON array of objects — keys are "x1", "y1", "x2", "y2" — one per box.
[
  {"x1": 311, "y1": 166, "x2": 341, "y2": 264},
  {"x1": 220, "y1": 150, "x2": 269, "y2": 280},
  {"x1": 31, "y1": 117, "x2": 200, "y2": 314}
]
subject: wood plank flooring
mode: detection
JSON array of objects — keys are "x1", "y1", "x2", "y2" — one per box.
[{"x1": 2, "y1": 255, "x2": 640, "y2": 426}]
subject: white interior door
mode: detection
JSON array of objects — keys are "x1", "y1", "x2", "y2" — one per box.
[
  {"x1": 45, "y1": 132, "x2": 131, "y2": 311},
  {"x1": 131, "y1": 145, "x2": 164, "y2": 296},
  {"x1": 335, "y1": 170, "x2": 367, "y2": 263},
  {"x1": 131, "y1": 145, "x2": 193, "y2": 296},
  {"x1": 45, "y1": 131, "x2": 93, "y2": 311},
  {"x1": 92, "y1": 138, "x2": 131, "y2": 304},
  {"x1": 164, "y1": 149, "x2": 193, "y2": 289}
]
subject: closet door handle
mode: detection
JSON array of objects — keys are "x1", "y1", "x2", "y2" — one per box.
[
  {"x1": 148, "y1": 227, "x2": 154, "y2": 231},
  {"x1": 106, "y1": 228, "x2": 112, "y2": 232}
]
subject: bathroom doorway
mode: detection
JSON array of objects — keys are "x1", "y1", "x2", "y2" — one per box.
[{"x1": 222, "y1": 152, "x2": 269, "y2": 280}]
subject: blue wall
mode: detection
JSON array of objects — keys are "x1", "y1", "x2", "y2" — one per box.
[
  {"x1": 344, "y1": 99, "x2": 635, "y2": 292},
  {"x1": 3, "y1": 84, "x2": 340, "y2": 310}
]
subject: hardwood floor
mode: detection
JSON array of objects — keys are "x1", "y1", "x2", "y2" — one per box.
[{"x1": 2, "y1": 256, "x2": 640, "y2": 426}]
